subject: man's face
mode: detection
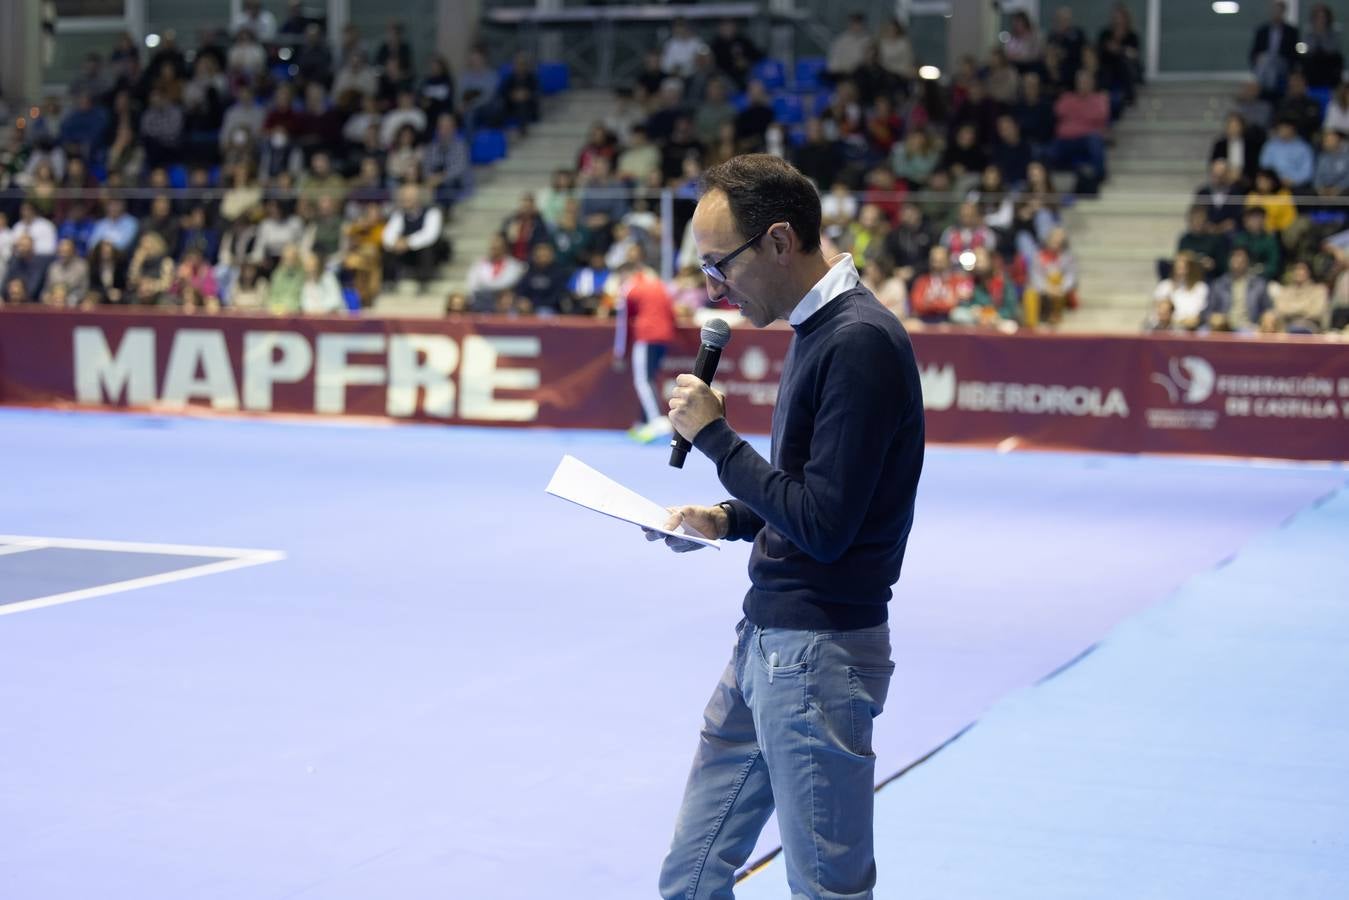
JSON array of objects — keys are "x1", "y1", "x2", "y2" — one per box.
[
  {"x1": 1229, "y1": 250, "x2": 1249, "y2": 275},
  {"x1": 692, "y1": 190, "x2": 777, "y2": 327},
  {"x1": 1210, "y1": 161, "x2": 1229, "y2": 186},
  {"x1": 16, "y1": 236, "x2": 34, "y2": 258}
]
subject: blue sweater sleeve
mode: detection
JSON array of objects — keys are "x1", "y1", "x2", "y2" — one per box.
[{"x1": 693, "y1": 323, "x2": 911, "y2": 563}]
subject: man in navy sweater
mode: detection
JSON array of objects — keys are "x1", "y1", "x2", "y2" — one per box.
[{"x1": 652, "y1": 154, "x2": 925, "y2": 899}]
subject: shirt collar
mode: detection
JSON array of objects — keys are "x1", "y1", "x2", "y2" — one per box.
[{"x1": 788, "y1": 253, "x2": 860, "y2": 327}]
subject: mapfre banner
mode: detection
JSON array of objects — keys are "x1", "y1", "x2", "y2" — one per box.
[{"x1": 1, "y1": 309, "x2": 1346, "y2": 460}]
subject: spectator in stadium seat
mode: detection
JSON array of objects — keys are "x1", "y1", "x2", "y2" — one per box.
[
  {"x1": 467, "y1": 233, "x2": 525, "y2": 313},
  {"x1": 419, "y1": 56, "x2": 457, "y2": 123},
  {"x1": 645, "y1": 79, "x2": 689, "y2": 144},
  {"x1": 1014, "y1": 71, "x2": 1057, "y2": 150},
  {"x1": 227, "y1": 28, "x2": 267, "y2": 82},
  {"x1": 138, "y1": 89, "x2": 184, "y2": 168},
  {"x1": 376, "y1": 21, "x2": 414, "y2": 75},
  {"x1": 501, "y1": 193, "x2": 552, "y2": 263},
  {"x1": 1258, "y1": 120, "x2": 1314, "y2": 189},
  {"x1": 954, "y1": 246, "x2": 1020, "y2": 328},
  {"x1": 295, "y1": 82, "x2": 344, "y2": 155},
  {"x1": 882, "y1": 203, "x2": 936, "y2": 284},
  {"x1": 179, "y1": 206, "x2": 221, "y2": 263},
  {"x1": 710, "y1": 19, "x2": 762, "y2": 89},
  {"x1": 1244, "y1": 168, "x2": 1296, "y2": 236},
  {"x1": 501, "y1": 52, "x2": 542, "y2": 132},
  {"x1": 299, "y1": 150, "x2": 348, "y2": 204},
  {"x1": 424, "y1": 113, "x2": 471, "y2": 206},
  {"x1": 295, "y1": 24, "x2": 334, "y2": 88},
  {"x1": 12, "y1": 202, "x2": 57, "y2": 256},
  {"x1": 1049, "y1": 69, "x2": 1109, "y2": 188},
  {"x1": 68, "y1": 52, "x2": 113, "y2": 104},
  {"x1": 985, "y1": 48, "x2": 1021, "y2": 106},
  {"x1": 889, "y1": 129, "x2": 939, "y2": 189},
  {"x1": 1232, "y1": 80, "x2": 1273, "y2": 135},
  {"x1": 1210, "y1": 113, "x2": 1263, "y2": 187},
  {"x1": 603, "y1": 88, "x2": 643, "y2": 145},
  {"x1": 84, "y1": 240, "x2": 126, "y2": 305},
  {"x1": 1303, "y1": 4, "x2": 1344, "y2": 89},
  {"x1": 382, "y1": 184, "x2": 445, "y2": 288},
  {"x1": 514, "y1": 242, "x2": 571, "y2": 316},
  {"x1": 662, "y1": 117, "x2": 706, "y2": 184},
  {"x1": 4, "y1": 234, "x2": 52, "y2": 303},
  {"x1": 617, "y1": 125, "x2": 661, "y2": 184},
  {"x1": 941, "y1": 201, "x2": 997, "y2": 259},
  {"x1": 1268, "y1": 260, "x2": 1330, "y2": 332},
  {"x1": 267, "y1": 245, "x2": 305, "y2": 314},
  {"x1": 254, "y1": 199, "x2": 304, "y2": 269},
  {"x1": 299, "y1": 252, "x2": 343, "y2": 315},
  {"x1": 1249, "y1": 1, "x2": 1298, "y2": 98},
  {"x1": 341, "y1": 202, "x2": 385, "y2": 305},
  {"x1": 1097, "y1": 4, "x2": 1142, "y2": 107},
  {"x1": 141, "y1": 195, "x2": 181, "y2": 256},
  {"x1": 840, "y1": 203, "x2": 890, "y2": 266},
  {"x1": 1145, "y1": 297, "x2": 1176, "y2": 331},
  {"x1": 1005, "y1": 12, "x2": 1043, "y2": 71},
  {"x1": 1047, "y1": 6, "x2": 1086, "y2": 81},
  {"x1": 59, "y1": 92, "x2": 110, "y2": 163},
  {"x1": 877, "y1": 18, "x2": 917, "y2": 84},
  {"x1": 682, "y1": 49, "x2": 720, "y2": 110},
  {"x1": 1275, "y1": 72, "x2": 1324, "y2": 142},
  {"x1": 819, "y1": 181, "x2": 858, "y2": 244},
  {"x1": 226, "y1": 261, "x2": 268, "y2": 311},
  {"x1": 232, "y1": 0, "x2": 276, "y2": 42},
  {"x1": 1206, "y1": 246, "x2": 1271, "y2": 333},
  {"x1": 38, "y1": 237, "x2": 86, "y2": 307},
  {"x1": 386, "y1": 124, "x2": 425, "y2": 184},
  {"x1": 381, "y1": 90, "x2": 427, "y2": 148},
  {"x1": 661, "y1": 19, "x2": 708, "y2": 79},
  {"x1": 458, "y1": 48, "x2": 502, "y2": 131},
  {"x1": 578, "y1": 155, "x2": 629, "y2": 232},
  {"x1": 300, "y1": 196, "x2": 346, "y2": 264},
  {"x1": 1313, "y1": 130, "x2": 1349, "y2": 204},
  {"x1": 1326, "y1": 83, "x2": 1349, "y2": 134},
  {"x1": 1232, "y1": 205, "x2": 1282, "y2": 278},
  {"x1": 1152, "y1": 251, "x2": 1208, "y2": 330},
  {"x1": 789, "y1": 118, "x2": 841, "y2": 190},
  {"x1": 1176, "y1": 205, "x2": 1229, "y2": 278},
  {"x1": 992, "y1": 115, "x2": 1033, "y2": 187},
  {"x1": 864, "y1": 94, "x2": 906, "y2": 157},
  {"x1": 549, "y1": 200, "x2": 592, "y2": 271},
  {"x1": 910, "y1": 245, "x2": 972, "y2": 323},
  {"x1": 279, "y1": 1, "x2": 310, "y2": 39},
  {"x1": 1023, "y1": 226, "x2": 1077, "y2": 327},
  {"x1": 173, "y1": 247, "x2": 220, "y2": 312},
  {"x1": 258, "y1": 125, "x2": 304, "y2": 179},
  {"x1": 827, "y1": 13, "x2": 873, "y2": 83},
  {"x1": 940, "y1": 123, "x2": 989, "y2": 187},
  {"x1": 333, "y1": 50, "x2": 378, "y2": 102},
  {"x1": 1195, "y1": 159, "x2": 1246, "y2": 233},
  {"x1": 127, "y1": 232, "x2": 175, "y2": 306}
]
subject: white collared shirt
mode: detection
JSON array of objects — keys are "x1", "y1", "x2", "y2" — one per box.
[{"x1": 789, "y1": 253, "x2": 861, "y2": 327}]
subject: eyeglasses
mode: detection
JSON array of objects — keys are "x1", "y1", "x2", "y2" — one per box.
[{"x1": 699, "y1": 225, "x2": 771, "y2": 284}]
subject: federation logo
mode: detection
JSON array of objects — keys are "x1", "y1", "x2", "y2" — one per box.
[{"x1": 1151, "y1": 356, "x2": 1215, "y2": 404}]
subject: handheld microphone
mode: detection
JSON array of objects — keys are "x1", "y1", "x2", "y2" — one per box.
[{"x1": 669, "y1": 318, "x2": 732, "y2": 469}]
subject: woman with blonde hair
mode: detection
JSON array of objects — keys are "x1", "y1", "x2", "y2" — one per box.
[
  {"x1": 128, "y1": 232, "x2": 176, "y2": 306},
  {"x1": 1152, "y1": 250, "x2": 1208, "y2": 331}
]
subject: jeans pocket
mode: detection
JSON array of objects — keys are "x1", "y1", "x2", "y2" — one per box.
[
  {"x1": 847, "y1": 663, "x2": 895, "y2": 756},
  {"x1": 754, "y1": 627, "x2": 809, "y2": 681}
]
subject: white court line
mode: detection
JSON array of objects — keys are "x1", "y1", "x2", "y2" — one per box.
[
  {"x1": 0, "y1": 536, "x2": 284, "y2": 617},
  {"x1": 0, "y1": 539, "x2": 48, "y2": 557}
]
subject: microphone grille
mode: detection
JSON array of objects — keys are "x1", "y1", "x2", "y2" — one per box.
[{"x1": 700, "y1": 318, "x2": 732, "y2": 350}]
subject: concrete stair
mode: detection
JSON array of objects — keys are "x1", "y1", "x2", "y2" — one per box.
[
  {"x1": 370, "y1": 90, "x2": 617, "y2": 318},
  {"x1": 1061, "y1": 81, "x2": 1234, "y2": 334}
]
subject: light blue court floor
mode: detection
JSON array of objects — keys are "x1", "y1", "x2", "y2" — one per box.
[{"x1": 0, "y1": 408, "x2": 1344, "y2": 899}]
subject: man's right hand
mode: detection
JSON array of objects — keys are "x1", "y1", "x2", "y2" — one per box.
[{"x1": 644, "y1": 504, "x2": 729, "y2": 553}]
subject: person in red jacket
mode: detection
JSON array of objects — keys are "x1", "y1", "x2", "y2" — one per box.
[
  {"x1": 909, "y1": 244, "x2": 972, "y2": 323},
  {"x1": 613, "y1": 247, "x2": 678, "y2": 442}
]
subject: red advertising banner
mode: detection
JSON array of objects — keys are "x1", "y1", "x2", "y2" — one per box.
[{"x1": 1, "y1": 308, "x2": 1346, "y2": 461}]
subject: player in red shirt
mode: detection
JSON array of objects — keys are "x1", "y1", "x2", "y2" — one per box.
[{"x1": 613, "y1": 248, "x2": 678, "y2": 442}]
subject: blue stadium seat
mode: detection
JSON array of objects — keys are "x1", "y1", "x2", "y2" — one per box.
[
  {"x1": 812, "y1": 91, "x2": 834, "y2": 116},
  {"x1": 731, "y1": 92, "x2": 750, "y2": 112},
  {"x1": 167, "y1": 164, "x2": 189, "y2": 189},
  {"x1": 342, "y1": 286, "x2": 362, "y2": 313},
  {"x1": 795, "y1": 57, "x2": 826, "y2": 92},
  {"x1": 470, "y1": 129, "x2": 508, "y2": 164},
  {"x1": 772, "y1": 94, "x2": 804, "y2": 125},
  {"x1": 538, "y1": 62, "x2": 569, "y2": 95},
  {"x1": 1308, "y1": 86, "x2": 1332, "y2": 114},
  {"x1": 752, "y1": 59, "x2": 786, "y2": 91}
]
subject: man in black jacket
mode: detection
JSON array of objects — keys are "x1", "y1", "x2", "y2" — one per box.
[
  {"x1": 1250, "y1": 1, "x2": 1300, "y2": 98},
  {"x1": 651, "y1": 154, "x2": 925, "y2": 900}
]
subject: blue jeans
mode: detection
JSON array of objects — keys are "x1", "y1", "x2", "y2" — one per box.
[{"x1": 660, "y1": 619, "x2": 895, "y2": 899}]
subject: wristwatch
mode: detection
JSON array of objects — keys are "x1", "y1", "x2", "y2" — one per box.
[{"x1": 715, "y1": 501, "x2": 736, "y2": 540}]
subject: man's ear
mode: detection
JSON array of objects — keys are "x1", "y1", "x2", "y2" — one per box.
[{"x1": 772, "y1": 222, "x2": 794, "y2": 264}]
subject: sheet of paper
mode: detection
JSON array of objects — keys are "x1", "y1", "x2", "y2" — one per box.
[{"x1": 545, "y1": 455, "x2": 721, "y2": 549}]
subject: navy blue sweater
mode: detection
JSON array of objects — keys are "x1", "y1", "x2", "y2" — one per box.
[{"x1": 693, "y1": 287, "x2": 925, "y2": 630}]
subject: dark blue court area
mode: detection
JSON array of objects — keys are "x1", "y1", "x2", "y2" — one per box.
[{"x1": 1, "y1": 408, "x2": 1345, "y2": 899}]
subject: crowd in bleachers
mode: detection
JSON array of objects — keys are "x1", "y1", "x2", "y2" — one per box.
[
  {"x1": 462, "y1": 5, "x2": 1149, "y2": 330},
  {"x1": 1152, "y1": 1, "x2": 1349, "y2": 336},
  {"x1": 0, "y1": 0, "x2": 554, "y2": 313}
]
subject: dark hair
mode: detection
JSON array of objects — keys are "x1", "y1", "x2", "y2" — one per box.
[{"x1": 700, "y1": 154, "x2": 822, "y2": 253}]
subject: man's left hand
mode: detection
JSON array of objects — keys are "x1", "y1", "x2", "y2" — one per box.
[{"x1": 668, "y1": 374, "x2": 725, "y2": 442}]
